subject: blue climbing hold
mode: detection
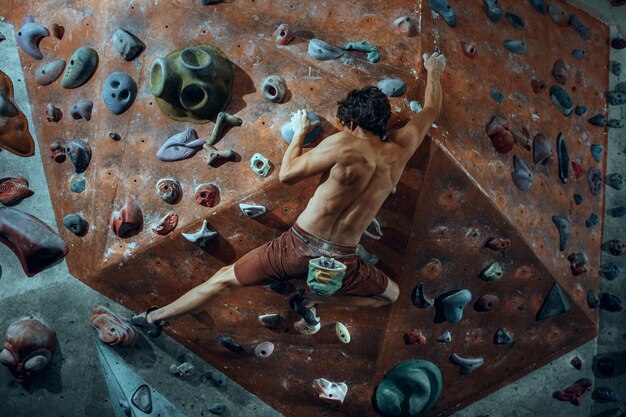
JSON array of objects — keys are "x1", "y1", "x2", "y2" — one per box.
[
  {"x1": 575, "y1": 105, "x2": 587, "y2": 116},
  {"x1": 608, "y1": 206, "x2": 626, "y2": 217},
  {"x1": 378, "y1": 78, "x2": 406, "y2": 97},
  {"x1": 590, "y1": 144, "x2": 604, "y2": 162},
  {"x1": 574, "y1": 194, "x2": 583, "y2": 205},
  {"x1": 490, "y1": 89, "x2": 504, "y2": 104},
  {"x1": 281, "y1": 111, "x2": 322, "y2": 146},
  {"x1": 600, "y1": 262, "x2": 621, "y2": 281},
  {"x1": 586, "y1": 213, "x2": 599, "y2": 228},
  {"x1": 593, "y1": 387, "x2": 621, "y2": 402},
  {"x1": 571, "y1": 49, "x2": 586, "y2": 59},
  {"x1": 70, "y1": 177, "x2": 85, "y2": 193}
]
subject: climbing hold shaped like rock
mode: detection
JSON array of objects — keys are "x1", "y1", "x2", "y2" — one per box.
[
  {"x1": 569, "y1": 14, "x2": 591, "y2": 40},
  {"x1": 307, "y1": 39, "x2": 344, "y2": 61},
  {"x1": 485, "y1": 116, "x2": 514, "y2": 154},
  {"x1": 377, "y1": 78, "x2": 406, "y2": 97},
  {"x1": 588, "y1": 114, "x2": 607, "y2": 127},
  {"x1": 436, "y1": 331, "x2": 452, "y2": 343},
  {"x1": 258, "y1": 313, "x2": 280, "y2": 328},
  {"x1": 0, "y1": 70, "x2": 35, "y2": 157},
  {"x1": 254, "y1": 342, "x2": 274, "y2": 358},
  {"x1": 608, "y1": 206, "x2": 626, "y2": 217},
  {"x1": 607, "y1": 119, "x2": 624, "y2": 129},
  {"x1": 250, "y1": 153, "x2": 271, "y2": 177},
  {"x1": 219, "y1": 336, "x2": 245, "y2": 355},
  {"x1": 483, "y1": 0, "x2": 503, "y2": 22},
  {"x1": 586, "y1": 212, "x2": 599, "y2": 228},
  {"x1": 45, "y1": 103, "x2": 61, "y2": 122},
  {"x1": 567, "y1": 252, "x2": 588, "y2": 276},
  {"x1": 208, "y1": 112, "x2": 242, "y2": 146},
  {"x1": 208, "y1": 370, "x2": 227, "y2": 387},
  {"x1": 588, "y1": 167, "x2": 602, "y2": 196},
  {"x1": 587, "y1": 289, "x2": 600, "y2": 308},
  {"x1": 69, "y1": 177, "x2": 85, "y2": 193},
  {"x1": 529, "y1": 0, "x2": 547, "y2": 13},
  {"x1": 169, "y1": 362, "x2": 194, "y2": 378},
  {"x1": 596, "y1": 357, "x2": 615, "y2": 376},
  {"x1": 505, "y1": 12, "x2": 524, "y2": 28},
  {"x1": 274, "y1": 24, "x2": 294, "y2": 46},
  {"x1": 600, "y1": 262, "x2": 621, "y2": 280},
  {"x1": 548, "y1": 4, "x2": 569, "y2": 26},
  {"x1": 552, "y1": 215, "x2": 570, "y2": 251},
  {"x1": 262, "y1": 75, "x2": 286, "y2": 103},
  {"x1": 336, "y1": 322, "x2": 351, "y2": 343},
  {"x1": 553, "y1": 378, "x2": 592, "y2": 405},
  {"x1": 480, "y1": 262, "x2": 503, "y2": 281},
  {"x1": 69, "y1": 99, "x2": 93, "y2": 121},
  {"x1": 511, "y1": 155, "x2": 533, "y2": 191},
  {"x1": 605, "y1": 239, "x2": 626, "y2": 256},
  {"x1": 16, "y1": 17, "x2": 49, "y2": 60},
  {"x1": 606, "y1": 89, "x2": 626, "y2": 105},
  {"x1": 239, "y1": 203, "x2": 266, "y2": 218},
  {"x1": 550, "y1": 85, "x2": 573, "y2": 116},
  {"x1": 490, "y1": 89, "x2": 503, "y2": 104},
  {"x1": 552, "y1": 59, "x2": 568, "y2": 84},
  {"x1": 599, "y1": 292, "x2": 622, "y2": 312},
  {"x1": 575, "y1": 105, "x2": 587, "y2": 116},
  {"x1": 475, "y1": 294, "x2": 499, "y2": 312},
  {"x1": 593, "y1": 387, "x2": 621, "y2": 402},
  {"x1": 195, "y1": 183, "x2": 220, "y2": 208},
  {"x1": 570, "y1": 356, "x2": 582, "y2": 370},
  {"x1": 49, "y1": 142, "x2": 65, "y2": 163},
  {"x1": 449, "y1": 353, "x2": 484, "y2": 375},
  {"x1": 571, "y1": 49, "x2": 586, "y2": 59},
  {"x1": 89, "y1": 305, "x2": 137, "y2": 347},
  {"x1": 485, "y1": 238, "x2": 510, "y2": 252},
  {"x1": 531, "y1": 79, "x2": 546, "y2": 94},
  {"x1": 156, "y1": 128, "x2": 205, "y2": 162},
  {"x1": 102, "y1": 72, "x2": 137, "y2": 115},
  {"x1": 51, "y1": 23, "x2": 64, "y2": 40},
  {"x1": 461, "y1": 41, "x2": 477, "y2": 58},
  {"x1": 557, "y1": 133, "x2": 569, "y2": 184},
  {"x1": 412, "y1": 282, "x2": 434, "y2": 308},
  {"x1": 494, "y1": 328, "x2": 513, "y2": 345},
  {"x1": 63, "y1": 213, "x2": 88, "y2": 236},
  {"x1": 156, "y1": 179, "x2": 182, "y2": 204},
  {"x1": 574, "y1": 194, "x2": 583, "y2": 205},
  {"x1": 313, "y1": 378, "x2": 348, "y2": 405},
  {"x1": 343, "y1": 41, "x2": 380, "y2": 63},
  {"x1": 440, "y1": 289, "x2": 472, "y2": 323},
  {"x1": 35, "y1": 60, "x2": 65, "y2": 86},
  {"x1": 182, "y1": 220, "x2": 217, "y2": 247},
  {"x1": 152, "y1": 212, "x2": 178, "y2": 236},
  {"x1": 429, "y1": 0, "x2": 457, "y2": 27},
  {"x1": 131, "y1": 385, "x2": 152, "y2": 414},
  {"x1": 111, "y1": 194, "x2": 143, "y2": 239},
  {"x1": 404, "y1": 328, "x2": 427, "y2": 345},
  {"x1": 112, "y1": 29, "x2": 145, "y2": 61},
  {"x1": 590, "y1": 144, "x2": 604, "y2": 162},
  {"x1": 607, "y1": 173, "x2": 624, "y2": 190},
  {"x1": 536, "y1": 282, "x2": 571, "y2": 320},
  {"x1": 532, "y1": 133, "x2": 552, "y2": 165},
  {"x1": 61, "y1": 47, "x2": 99, "y2": 89},
  {"x1": 0, "y1": 177, "x2": 34, "y2": 206},
  {"x1": 66, "y1": 139, "x2": 92, "y2": 173},
  {"x1": 503, "y1": 40, "x2": 525, "y2": 54},
  {"x1": 281, "y1": 111, "x2": 322, "y2": 145},
  {"x1": 394, "y1": 16, "x2": 417, "y2": 37}
]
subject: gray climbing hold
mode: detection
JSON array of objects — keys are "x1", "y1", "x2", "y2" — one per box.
[
  {"x1": 617, "y1": 81, "x2": 626, "y2": 93},
  {"x1": 182, "y1": 220, "x2": 217, "y2": 247},
  {"x1": 449, "y1": 353, "x2": 484, "y2": 375},
  {"x1": 413, "y1": 282, "x2": 434, "y2": 308},
  {"x1": 600, "y1": 262, "x2": 621, "y2": 281},
  {"x1": 239, "y1": 203, "x2": 266, "y2": 218},
  {"x1": 436, "y1": 331, "x2": 452, "y2": 343},
  {"x1": 66, "y1": 140, "x2": 92, "y2": 174},
  {"x1": 608, "y1": 119, "x2": 624, "y2": 129},
  {"x1": 575, "y1": 105, "x2": 587, "y2": 116},
  {"x1": 610, "y1": 61, "x2": 622, "y2": 76},
  {"x1": 429, "y1": 0, "x2": 457, "y2": 28},
  {"x1": 586, "y1": 213, "x2": 599, "y2": 228},
  {"x1": 494, "y1": 328, "x2": 513, "y2": 345},
  {"x1": 102, "y1": 72, "x2": 137, "y2": 115},
  {"x1": 378, "y1": 78, "x2": 406, "y2": 97},
  {"x1": 552, "y1": 215, "x2": 569, "y2": 251},
  {"x1": 607, "y1": 173, "x2": 624, "y2": 190},
  {"x1": 587, "y1": 289, "x2": 599, "y2": 308},
  {"x1": 63, "y1": 213, "x2": 88, "y2": 236},
  {"x1": 606, "y1": 89, "x2": 626, "y2": 105},
  {"x1": 208, "y1": 403, "x2": 226, "y2": 415},
  {"x1": 440, "y1": 289, "x2": 472, "y2": 323},
  {"x1": 557, "y1": 133, "x2": 569, "y2": 184},
  {"x1": 307, "y1": 39, "x2": 344, "y2": 61},
  {"x1": 281, "y1": 111, "x2": 322, "y2": 145},
  {"x1": 61, "y1": 46, "x2": 99, "y2": 89},
  {"x1": 208, "y1": 370, "x2": 228, "y2": 387},
  {"x1": 483, "y1": 0, "x2": 503, "y2": 22},
  {"x1": 536, "y1": 282, "x2": 571, "y2": 321},
  {"x1": 548, "y1": 4, "x2": 569, "y2": 26},
  {"x1": 550, "y1": 85, "x2": 573, "y2": 116},
  {"x1": 590, "y1": 144, "x2": 604, "y2": 162},
  {"x1": 490, "y1": 89, "x2": 504, "y2": 104},
  {"x1": 131, "y1": 385, "x2": 152, "y2": 414},
  {"x1": 112, "y1": 29, "x2": 145, "y2": 61},
  {"x1": 262, "y1": 75, "x2": 286, "y2": 103},
  {"x1": 35, "y1": 60, "x2": 66, "y2": 86},
  {"x1": 503, "y1": 40, "x2": 525, "y2": 54},
  {"x1": 505, "y1": 12, "x2": 524, "y2": 28},
  {"x1": 571, "y1": 49, "x2": 586, "y2": 59},
  {"x1": 70, "y1": 99, "x2": 93, "y2": 121},
  {"x1": 69, "y1": 177, "x2": 85, "y2": 193},
  {"x1": 589, "y1": 114, "x2": 607, "y2": 127}
]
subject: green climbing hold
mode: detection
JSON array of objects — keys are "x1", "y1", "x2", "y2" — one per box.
[
  {"x1": 480, "y1": 262, "x2": 503, "y2": 281},
  {"x1": 342, "y1": 41, "x2": 380, "y2": 63}
]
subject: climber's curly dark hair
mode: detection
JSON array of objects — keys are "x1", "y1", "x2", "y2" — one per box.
[{"x1": 336, "y1": 86, "x2": 391, "y2": 140}]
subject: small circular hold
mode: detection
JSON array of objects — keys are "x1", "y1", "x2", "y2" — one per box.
[
  {"x1": 611, "y1": 37, "x2": 626, "y2": 50},
  {"x1": 156, "y1": 178, "x2": 182, "y2": 204},
  {"x1": 254, "y1": 342, "x2": 274, "y2": 358},
  {"x1": 335, "y1": 322, "x2": 351, "y2": 343},
  {"x1": 262, "y1": 76, "x2": 286, "y2": 103}
]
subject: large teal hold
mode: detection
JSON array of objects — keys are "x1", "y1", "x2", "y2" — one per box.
[
  {"x1": 281, "y1": 111, "x2": 322, "y2": 146},
  {"x1": 374, "y1": 359, "x2": 442, "y2": 416}
]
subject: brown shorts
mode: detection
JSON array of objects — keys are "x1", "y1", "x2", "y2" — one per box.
[{"x1": 233, "y1": 224, "x2": 389, "y2": 297}]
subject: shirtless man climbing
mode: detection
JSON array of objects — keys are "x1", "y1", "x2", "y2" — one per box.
[{"x1": 132, "y1": 51, "x2": 446, "y2": 336}]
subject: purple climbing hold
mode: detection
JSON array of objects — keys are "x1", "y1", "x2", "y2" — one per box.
[
  {"x1": 588, "y1": 167, "x2": 602, "y2": 196},
  {"x1": 483, "y1": 0, "x2": 503, "y2": 22},
  {"x1": 35, "y1": 60, "x2": 65, "y2": 86},
  {"x1": 552, "y1": 215, "x2": 570, "y2": 251},
  {"x1": 156, "y1": 128, "x2": 205, "y2": 162},
  {"x1": 70, "y1": 100, "x2": 93, "y2": 121},
  {"x1": 307, "y1": 39, "x2": 344, "y2": 61},
  {"x1": 474, "y1": 294, "x2": 499, "y2": 312},
  {"x1": 568, "y1": 14, "x2": 591, "y2": 40},
  {"x1": 429, "y1": 0, "x2": 457, "y2": 28},
  {"x1": 533, "y1": 133, "x2": 552, "y2": 165},
  {"x1": 611, "y1": 37, "x2": 626, "y2": 50},
  {"x1": 557, "y1": 133, "x2": 569, "y2": 184},
  {"x1": 503, "y1": 40, "x2": 526, "y2": 54},
  {"x1": 16, "y1": 16, "x2": 49, "y2": 60},
  {"x1": 511, "y1": 155, "x2": 533, "y2": 191},
  {"x1": 588, "y1": 114, "x2": 607, "y2": 127},
  {"x1": 550, "y1": 85, "x2": 573, "y2": 116}
]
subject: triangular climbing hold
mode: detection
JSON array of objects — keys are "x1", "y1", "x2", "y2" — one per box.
[{"x1": 536, "y1": 283, "x2": 571, "y2": 321}]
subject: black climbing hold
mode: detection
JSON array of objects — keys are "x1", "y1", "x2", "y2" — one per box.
[
  {"x1": 589, "y1": 114, "x2": 607, "y2": 127},
  {"x1": 608, "y1": 119, "x2": 624, "y2": 129},
  {"x1": 568, "y1": 14, "x2": 591, "y2": 40},
  {"x1": 63, "y1": 213, "x2": 88, "y2": 236},
  {"x1": 258, "y1": 313, "x2": 280, "y2": 328},
  {"x1": 610, "y1": 61, "x2": 622, "y2": 76},
  {"x1": 552, "y1": 215, "x2": 569, "y2": 251},
  {"x1": 604, "y1": 239, "x2": 626, "y2": 256},
  {"x1": 571, "y1": 49, "x2": 586, "y2": 59},
  {"x1": 570, "y1": 356, "x2": 582, "y2": 370},
  {"x1": 574, "y1": 194, "x2": 583, "y2": 205},
  {"x1": 412, "y1": 282, "x2": 434, "y2": 308},
  {"x1": 608, "y1": 206, "x2": 626, "y2": 217},
  {"x1": 607, "y1": 173, "x2": 624, "y2": 190},
  {"x1": 575, "y1": 105, "x2": 587, "y2": 116},
  {"x1": 557, "y1": 133, "x2": 569, "y2": 184},
  {"x1": 606, "y1": 90, "x2": 626, "y2": 105},
  {"x1": 208, "y1": 403, "x2": 226, "y2": 415},
  {"x1": 219, "y1": 336, "x2": 246, "y2": 355},
  {"x1": 503, "y1": 40, "x2": 525, "y2": 54},
  {"x1": 267, "y1": 280, "x2": 296, "y2": 294},
  {"x1": 201, "y1": 0, "x2": 222, "y2": 3},
  {"x1": 505, "y1": 12, "x2": 524, "y2": 28},
  {"x1": 529, "y1": 0, "x2": 547, "y2": 14},
  {"x1": 596, "y1": 357, "x2": 615, "y2": 377},
  {"x1": 493, "y1": 328, "x2": 514, "y2": 345},
  {"x1": 490, "y1": 89, "x2": 504, "y2": 104},
  {"x1": 599, "y1": 292, "x2": 622, "y2": 312},
  {"x1": 108, "y1": 132, "x2": 121, "y2": 141},
  {"x1": 483, "y1": 0, "x2": 503, "y2": 22},
  {"x1": 429, "y1": 0, "x2": 458, "y2": 28},
  {"x1": 612, "y1": 37, "x2": 626, "y2": 50},
  {"x1": 600, "y1": 262, "x2": 621, "y2": 280},
  {"x1": 550, "y1": 85, "x2": 573, "y2": 116},
  {"x1": 536, "y1": 282, "x2": 571, "y2": 321},
  {"x1": 586, "y1": 213, "x2": 599, "y2": 228},
  {"x1": 587, "y1": 289, "x2": 599, "y2": 308},
  {"x1": 449, "y1": 353, "x2": 484, "y2": 375}
]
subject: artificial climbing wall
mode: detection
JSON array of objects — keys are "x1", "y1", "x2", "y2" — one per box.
[{"x1": 6, "y1": 0, "x2": 606, "y2": 416}]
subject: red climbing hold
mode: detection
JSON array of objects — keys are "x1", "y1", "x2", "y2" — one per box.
[
  {"x1": 552, "y1": 378, "x2": 592, "y2": 406},
  {"x1": 274, "y1": 24, "x2": 294, "y2": 46},
  {"x1": 485, "y1": 116, "x2": 514, "y2": 154},
  {"x1": 461, "y1": 41, "x2": 477, "y2": 58},
  {"x1": 572, "y1": 161, "x2": 585, "y2": 180},
  {"x1": 485, "y1": 237, "x2": 510, "y2": 251},
  {"x1": 531, "y1": 79, "x2": 546, "y2": 94}
]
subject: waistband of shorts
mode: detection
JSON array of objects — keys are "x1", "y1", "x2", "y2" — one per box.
[{"x1": 292, "y1": 223, "x2": 357, "y2": 256}]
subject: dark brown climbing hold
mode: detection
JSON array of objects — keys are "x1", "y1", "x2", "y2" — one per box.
[
  {"x1": 0, "y1": 207, "x2": 69, "y2": 276},
  {"x1": 570, "y1": 357, "x2": 582, "y2": 370},
  {"x1": 45, "y1": 103, "x2": 61, "y2": 122},
  {"x1": 552, "y1": 59, "x2": 568, "y2": 85},
  {"x1": 195, "y1": 183, "x2": 220, "y2": 207},
  {"x1": 404, "y1": 329, "x2": 427, "y2": 345},
  {"x1": 156, "y1": 179, "x2": 182, "y2": 204},
  {"x1": 394, "y1": 16, "x2": 418, "y2": 37},
  {"x1": 485, "y1": 237, "x2": 510, "y2": 251},
  {"x1": 572, "y1": 161, "x2": 585, "y2": 180},
  {"x1": 111, "y1": 194, "x2": 143, "y2": 239},
  {"x1": 49, "y1": 142, "x2": 65, "y2": 163},
  {"x1": 533, "y1": 133, "x2": 552, "y2": 165},
  {"x1": 548, "y1": 4, "x2": 569, "y2": 26},
  {"x1": 0, "y1": 70, "x2": 35, "y2": 157},
  {"x1": 485, "y1": 116, "x2": 514, "y2": 154},
  {"x1": 274, "y1": 24, "x2": 294, "y2": 46},
  {"x1": 536, "y1": 282, "x2": 571, "y2": 321},
  {"x1": 552, "y1": 215, "x2": 570, "y2": 251},
  {"x1": 531, "y1": 79, "x2": 546, "y2": 94},
  {"x1": 567, "y1": 252, "x2": 588, "y2": 276},
  {"x1": 35, "y1": 60, "x2": 65, "y2": 86},
  {"x1": 552, "y1": 378, "x2": 592, "y2": 405},
  {"x1": 596, "y1": 357, "x2": 615, "y2": 377},
  {"x1": 66, "y1": 140, "x2": 91, "y2": 173},
  {"x1": 512, "y1": 155, "x2": 533, "y2": 191},
  {"x1": 152, "y1": 212, "x2": 178, "y2": 236},
  {"x1": 588, "y1": 167, "x2": 602, "y2": 196},
  {"x1": 412, "y1": 282, "x2": 433, "y2": 308},
  {"x1": 557, "y1": 133, "x2": 569, "y2": 184},
  {"x1": 70, "y1": 99, "x2": 93, "y2": 121},
  {"x1": 0, "y1": 177, "x2": 34, "y2": 206},
  {"x1": 51, "y1": 23, "x2": 64, "y2": 40}
]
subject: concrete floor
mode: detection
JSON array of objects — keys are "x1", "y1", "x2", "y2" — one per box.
[{"x1": 1, "y1": 1, "x2": 625, "y2": 416}]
